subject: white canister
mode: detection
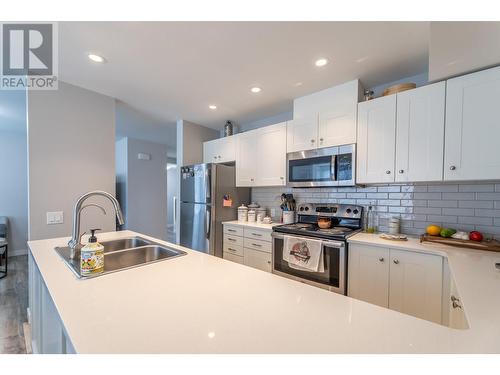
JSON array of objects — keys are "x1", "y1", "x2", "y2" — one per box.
[
  {"x1": 282, "y1": 211, "x2": 295, "y2": 224},
  {"x1": 388, "y1": 216, "x2": 401, "y2": 235},
  {"x1": 238, "y1": 205, "x2": 248, "y2": 222},
  {"x1": 248, "y1": 210, "x2": 256, "y2": 223}
]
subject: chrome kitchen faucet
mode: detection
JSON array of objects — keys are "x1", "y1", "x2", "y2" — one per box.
[{"x1": 68, "y1": 191, "x2": 125, "y2": 259}]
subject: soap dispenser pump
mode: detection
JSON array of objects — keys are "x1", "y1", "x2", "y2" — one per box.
[{"x1": 80, "y1": 228, "x2": 104, "y2": 276}]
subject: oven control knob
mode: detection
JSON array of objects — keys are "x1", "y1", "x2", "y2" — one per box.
[
  {"x1": 353, "y1": 209, "x2": 359, "y2": 215},
  {"x1": 305, "y1": 206, "x2": 309, "y2": 211},
  {"x1": 299, "y1": 206, "x2": 304, "y2": 211},
  {"x1": 346, "y1": 208, "x2": 352, "y2": 214}
]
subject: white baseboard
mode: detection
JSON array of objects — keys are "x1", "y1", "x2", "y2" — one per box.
[{"x1": 8, "y1": 248, "x2": 28, "y2": 257}]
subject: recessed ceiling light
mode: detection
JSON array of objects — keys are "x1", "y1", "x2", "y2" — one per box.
[
  {"x1": 250, "y1": 87, "x2": 262, "y2": 93},
  {"x1": 293, "y1": 82, "x2": 303, "y2": 87},
  {"x1": 208, "y1": 105, "x2": 217, "y2": 110},
  {"x1": 315, "y1": 58, "x2": 328, "y2": 67},
  {"x1": 88, "y1": 53, "x2": 106, "y2": 63}
]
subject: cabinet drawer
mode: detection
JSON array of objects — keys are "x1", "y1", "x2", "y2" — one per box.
[
  {"x1": 224, "y1": 225, "x2": 244, "y2": 237},
  {"x1": 224, "y1": 233, "x2": 243, "y2": 247},
  {"x1": 223, "y1": 252, "x2": 244, "y2": 265},
  {"x1": 244, "y1": 228, "x2": 272, "y2": 242},
  {"x1": 244, "y1": 248, "x2": 272, "y2": 272},
  {"x1": 244, "y1": 238, "x2": 272, "y2": 253},
  {"x1": 223, "y1": 242, "x2": 244, "y2": 257}
]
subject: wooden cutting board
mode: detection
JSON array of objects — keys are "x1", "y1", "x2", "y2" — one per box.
[{"x1": 420, "y1": 234, "x2": 500, "y2": 252}]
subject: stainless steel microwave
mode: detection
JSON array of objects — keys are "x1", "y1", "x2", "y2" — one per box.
[{"x1": 287, "y1": 144, "x2": 356, "y2": 187}]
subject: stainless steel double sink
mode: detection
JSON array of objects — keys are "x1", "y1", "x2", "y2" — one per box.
[{"x1": 55, "y1": 236, "x2": 187, "y2": 279}]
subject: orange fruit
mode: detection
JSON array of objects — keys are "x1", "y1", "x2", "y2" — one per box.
[{"x1": 426, "y1": 225, "x2": 442, "y2": 236}]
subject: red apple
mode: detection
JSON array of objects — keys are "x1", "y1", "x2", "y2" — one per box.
[{"x1": 469, "y1": 231, "x2": 483, "y2": 242}]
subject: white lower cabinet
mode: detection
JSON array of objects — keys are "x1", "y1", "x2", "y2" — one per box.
[
  {"x1": 244, "y1": 248, "x2": 272, "y2": 272},
  {"x1": 348, "y1": 243, "x2": 443, "y2": 324},
  {"x1": 348, "y1": 245, "x2": 389, "y2": 308},
  {"x1": 388, "y1": 249, "x2": 443, "y2": 324},
  {"x1": 223, "y1": 224, "x2": 272, "y2": 272},
  {"x1": 29, "y1": 252, "x2": 74, "y2": 354}
]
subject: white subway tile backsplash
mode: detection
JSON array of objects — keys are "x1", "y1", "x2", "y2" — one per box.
[
  {"x1": 427, "y1": 184, "x2": 459, "y2": 193},
  {"x1": 252, "y1": 182, "x2": 500, "y2": 239},
  {"x1": 428, "y1": 200, "x2": 458, "y2": 208},
  {"x1": 414, "y1": 207, "x2": 442, "y2": 215},
  {"x1": 442, "y1": 192, "x2": 475, "y2": 200},
  {"x1": 458, "y1": 216, "x2": 494, "y2": 226},
  {"x1": 427, "y1": 215, "x2": 458, "y2": 223},
  {"x1": 414, "y1": 192, "x2": 442, "y2": 200},
  {"x1": 442, "y1": 208, "x2": 475, "y2": 216},
  {"x1": 459, "y1": 184, "x2": 495, "y2": 192},
  {"x1": 475, "y1": 209, "x2": 500, "y2": 218},
  {"x1": 477, "y1": 193, "x2": 500, "y2": 200},
  {"x1": 459, "y1": 200, "x2": 494, "y2": 209}
]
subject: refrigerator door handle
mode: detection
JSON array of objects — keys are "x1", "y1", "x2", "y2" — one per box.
[
  {"x1": 173, "y1": 195, "x2": 177, "y2": 228},
  {"x1": 206, "y1": 206, "x2": 211, "y2": 239},
  {"x1": 205, "y1": 167, "x2": 211, "y2": 202}
]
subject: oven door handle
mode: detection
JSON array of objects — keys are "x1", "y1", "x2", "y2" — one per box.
[{"x1": 271, "y1": 232, "x2": 345, "y2": 248}]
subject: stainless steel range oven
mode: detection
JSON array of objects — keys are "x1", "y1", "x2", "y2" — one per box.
[
  {"x1": 272, "y1": 233, "x2": 346, "y2": 294},
  {"x1": 271, "y1": 203, "x2": 363, "y2": 294},
  {"x1": 287, "y1": 144, "x2": 355, "y2": 187}
]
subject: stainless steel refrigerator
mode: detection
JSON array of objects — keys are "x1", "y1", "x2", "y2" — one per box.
[{"x1": 179, "y1": 163, "x2": 250, "y2": 257}]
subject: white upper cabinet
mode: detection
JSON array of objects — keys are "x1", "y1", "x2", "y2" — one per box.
[
  {"x1": 235, "y1": 131, "x2": 258, "y2": 186},
  {"x1": 357, "y1": 95, "x2": 397, "y2": 184},
  {"x1": 288, "y1": 79, "x2": 361, "y2": 153},
  {"x1": 236, "y1": 122, "x2": 287, "y2": 187},
  {"x1": 256, "y1": 122, "x2": 287, "y2": 186},
  {"x1": 444, "y1": 66, "x2": 500, "y2": 180},
  {"x1": 203, "y1": 136, "x2": 236, "y2": 164},
  {"x1": 286, "y1": 115, "x2": 318, "y2": 152},
  {"x1": 395, "y1": 82, "x2": 446, "y2": 182}
]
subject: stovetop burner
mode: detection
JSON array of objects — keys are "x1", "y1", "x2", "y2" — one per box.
[{"x1": 274, "y1": 223, "x2": 357, "y2": 240}]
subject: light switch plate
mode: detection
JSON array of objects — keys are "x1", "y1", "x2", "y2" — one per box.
[{"x1": 47, "y1": 211, "x2": 64, "y2": 225}]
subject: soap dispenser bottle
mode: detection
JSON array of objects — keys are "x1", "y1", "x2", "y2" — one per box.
[{"x1": 80, "y1": 228, "x2": 104, "y2": 276}]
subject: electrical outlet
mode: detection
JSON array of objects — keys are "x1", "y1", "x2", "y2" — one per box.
[{"x1": 47, "y1": 211, "x2": 64, "y2": 225}]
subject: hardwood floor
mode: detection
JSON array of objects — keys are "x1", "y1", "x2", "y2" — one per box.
[{"x1": 0, "y1": 255, "x2": 28, "y2": 354}]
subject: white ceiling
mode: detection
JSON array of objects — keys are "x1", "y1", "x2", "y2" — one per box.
[{"x1": 59, "y1": 22, "x2": 430, "y2": 130}]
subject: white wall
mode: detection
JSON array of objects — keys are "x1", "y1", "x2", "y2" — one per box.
[
  {"x1": 27, "y1": 82, "x2": 117, "y2": 241},
  {"x1": 115, "y1": 101, "x2": 176, "y2": 157},
  {"x1": 0, "y1": 89, "x2": 28, "y2": 254},
  {"x1": 429, "y1": 22, "x2": 500, "y2": 81},
  {"x1": 176, "y1": 119, "x2": 219, "y2": 167},
  {"x1": 116, "y1": 138, "x2": 168, "y2": 240}
]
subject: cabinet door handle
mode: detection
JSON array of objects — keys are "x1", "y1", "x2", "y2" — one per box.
[
  {"x1": 399, "y1": 170, "x2": 404, "y2": 174},
  {"x1": 267, "y1": 261, "x2": 271, "y2": 265},
  {"x1": 451, "y1": 295, "x2": 462, "y2": 309},
  {"x1": 227, "y1": 229, "x2": 236, "y2": 232},
  {"x1": 379, "y1": 257, "x2": 384, "y2": 262},
  {"x1": 311, "y1": 139, "x2": 315, "y2": 143},
  {"x1": 227, "y1": 248, "x2": 237, "y2": 252},
  {"x1": 386, "y1": 170, "x2": 391, "y2": 174},
  {"x1": 319, "y1": 138, "x2": 324, "y2": 142},
  {"x1": 227, "y1": 238, "x2": 236, "y2": 242},
  {"x1": 252, "y1": 243, "x2": 262, "y2": 247},
  {"x1": 393, "y1": 259, "x2": 399, "y2": 264},
  {"x1": 251, "y1": 233, "x2": 262, "y2": 237},
  {"x1": 450, "y1": 165, "x2": 456, "y2": 170}
]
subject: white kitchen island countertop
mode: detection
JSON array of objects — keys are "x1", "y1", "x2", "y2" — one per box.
[{"x1": 28, "y1": 230, "x2": 500, "y2": 353}]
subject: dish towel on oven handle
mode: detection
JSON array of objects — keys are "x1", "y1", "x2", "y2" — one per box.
[{"x1": 283, "y1": 235, "x2": 324, "y2": 272}]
